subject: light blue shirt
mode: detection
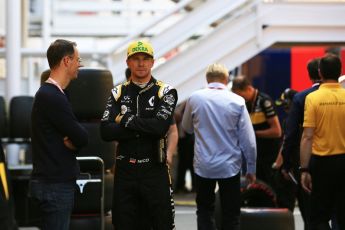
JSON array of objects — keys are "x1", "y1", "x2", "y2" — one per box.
[{"x1": 182, "y1": 82, "x2": 256, "y2": 178}]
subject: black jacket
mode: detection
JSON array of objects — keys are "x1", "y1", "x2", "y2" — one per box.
[{"x1": 100, "y1": 77, "x2": 178, "y2": 165}]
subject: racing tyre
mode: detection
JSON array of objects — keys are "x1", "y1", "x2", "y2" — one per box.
[
  {"x1": 79, "y1": 122, "x2": 116, "y2": 170},
  {"x1": 9, "y1": 96, "x2": 34, "y2": 139},
  {"x1": 41, "y1": 68, "x2": 114, "y2": 120},
  {"x1": 241, "y1": 179, "x2": 277, "y2": 208},
  {"x1": 215, "y1": 179, "x2": 277, "y2": 229},
  {"x1": 67, "y1": 68, "x2": 113, "y2": 120},
  {"x1": 0, "y1": 96, "x2": 7, "y2": 137},
  {"x1": 240, "y1": 208, "x2": 295, "y2": 230}
]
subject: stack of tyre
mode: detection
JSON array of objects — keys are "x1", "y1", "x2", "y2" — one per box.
[
  {"x1": 42, "y1": 68, "x2": 116, "y2": 230},
  {"x1": 0, "y1": 96, "x2": 18, "y2": 229},
  {"x1": 0, "y1": 96, "x2": 7, "y2": 139},
  {"x1": 4, "y1": 95, "x2": 34, "y2": 226},
  {"x1": 215, "y1": 178, "x2": 295, "y2": 230}
]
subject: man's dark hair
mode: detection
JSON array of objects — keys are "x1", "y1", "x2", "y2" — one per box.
[
  {"x1": 307, "y1": 58, "x2": 320, "y2": 81},
  {"x1": 319, "y1": 54, "x2": 341, "y2": 81},
  {"x1": 125, "y1": 68, "x2": 131, "y2": 80},
  {"x1": 46, "y1": 39, "x2": 77, "y2": 69},
  {"x1": 231, "y1": 76, "x2": 251, "y2": 91}
]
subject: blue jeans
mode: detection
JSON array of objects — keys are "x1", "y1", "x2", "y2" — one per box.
[{"x1": 29, "y1": 180, "x2": 75, "y2": 230}]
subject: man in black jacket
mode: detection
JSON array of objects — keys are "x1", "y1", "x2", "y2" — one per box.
[
  {"x1": 101, "y1": 40, "x2": 177, "y2": 230},
  {"x1": 29, "y1": 39, "x2": 88, "y2": 230}
]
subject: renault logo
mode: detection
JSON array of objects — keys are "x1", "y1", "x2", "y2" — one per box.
[{"x1": 149, "y1": 96, "x2": 155, "y2": 106}]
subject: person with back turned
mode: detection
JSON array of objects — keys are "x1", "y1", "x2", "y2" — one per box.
[
  {"x1": 182, "y1": 64, "x2": 256, "y2": 230},
  {"x1": 280, "y1": 58, "x2": 321, "y2": 229},
  {"x1": 300, "y1": 54, "x2": 345, "y2": 229},
  {"x1": 232, "y1": 76, "x2": 282, "y2": 189},
  {"x1": 100, "y1": 40, "x2": 177, "y2": 230},
  {"x1": 29, "y1": 39, "x2": 88, "y2": 230}
]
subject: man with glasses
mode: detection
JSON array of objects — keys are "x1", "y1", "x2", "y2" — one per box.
[{"x1": 29, "y1": 39, "x2": 88, "y2": 230}]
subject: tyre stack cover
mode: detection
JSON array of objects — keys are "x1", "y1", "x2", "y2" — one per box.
[{"x1": 215, "y1": 179, "x2": 294, "y2": 230}]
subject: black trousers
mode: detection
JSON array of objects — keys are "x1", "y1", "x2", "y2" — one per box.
[
  {"x1": 309, "y1": 154, "x2": 345, "y2": 230},
  {"x1": 195, "y1": 173, "x2": 240, "y2": 230},
  {"x1": 175, "y1": 135, "x2": 194, "y2": 191},
  {"x1": 272, "y1": 169, "x2": 297, "y2": 211},
  {"x1": 112, "y1": 165, "x2": 175, "y2": 230},
  {"x1": 296, "y1": 182, "x2": 312, "y2": 230}
]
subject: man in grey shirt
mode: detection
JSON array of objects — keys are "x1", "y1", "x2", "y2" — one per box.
[{"x1": 182, "y1": 64, "x2": 256, "y2": 230}]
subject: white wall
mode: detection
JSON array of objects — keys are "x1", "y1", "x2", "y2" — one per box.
[{"x1": 0, "y1": 0, "x2": 5, "y2": 36}]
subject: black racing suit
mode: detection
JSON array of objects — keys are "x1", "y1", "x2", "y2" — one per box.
[{"x1": 100, "y1": 77, "x2": 177, "y2": 230}]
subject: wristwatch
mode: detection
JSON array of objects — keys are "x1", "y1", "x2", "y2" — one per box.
[{"x1": 299, "y1": 167, "x2": 309, "y2": 173}]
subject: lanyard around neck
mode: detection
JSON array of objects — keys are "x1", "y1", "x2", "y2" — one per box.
[
  {"x1": 46, "y1": 77, "x2": 65, "y2": 94},
  {"x1": 208, "y1": 86, "x2": 225, "y2": 90}
]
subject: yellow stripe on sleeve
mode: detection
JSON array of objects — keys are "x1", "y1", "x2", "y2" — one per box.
[
  {"x1": 250, "y1": 112, "x2": 266, "y2": 124},
  {"x1": 0, "y1": 163, "x2": 9, "y2": 200}
]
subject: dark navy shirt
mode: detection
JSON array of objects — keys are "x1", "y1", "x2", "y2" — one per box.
[
  {"x1": 281, "y1": 84, "x2": 320, "y2": 170},
  {"x1": 31, "y1": 83, "x2": 88, "y2": 182}
]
